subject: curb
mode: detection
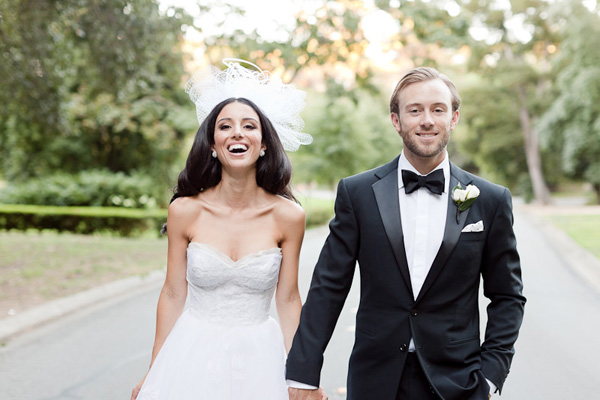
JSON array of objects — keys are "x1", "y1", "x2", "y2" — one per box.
[{"x1": 0, "y1": 269, "x2": 165, "y2": 342}]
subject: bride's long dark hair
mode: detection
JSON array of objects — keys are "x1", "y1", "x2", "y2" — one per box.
[{"x1": 170, "y1": 97, "x2": 296, "y2": 205}]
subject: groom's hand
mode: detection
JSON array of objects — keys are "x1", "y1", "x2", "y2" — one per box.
[{"x1": 288, "y1": 387, "x2": 328, "y2": 400}]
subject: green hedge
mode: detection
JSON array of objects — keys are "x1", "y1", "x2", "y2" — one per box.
[
  {"x1": 0, "y1": 199, "x2": 333, "y2": 237},
  {"x1": 0, "y1": 204, "x2": 167, "y2": 237}
]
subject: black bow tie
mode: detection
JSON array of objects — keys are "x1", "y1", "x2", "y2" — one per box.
[{"x1": 402, "y1": 169, "x2": 445, "y2": 195}]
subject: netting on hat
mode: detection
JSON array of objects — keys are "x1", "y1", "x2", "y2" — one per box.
[{"x1": 185, "y1": 59, "x2": 312, "y2": 151}]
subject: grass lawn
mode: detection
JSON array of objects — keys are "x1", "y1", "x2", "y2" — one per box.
[
  {"x1": 546, "y1": 214, "x2": 600, "y2": 259},
  {"x1": 0, "y1": 231, "x2": 167, "y2": 318}
]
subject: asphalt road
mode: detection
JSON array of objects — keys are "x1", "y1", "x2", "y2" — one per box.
[{"x1": 1, "y1": 210, "x2": 599, "y2": 399}]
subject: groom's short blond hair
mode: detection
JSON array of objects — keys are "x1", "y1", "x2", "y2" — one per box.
[{"x1": 389, "y1": 67, "x2": 461, "y2": 114}]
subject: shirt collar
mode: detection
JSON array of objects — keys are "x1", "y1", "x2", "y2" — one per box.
[{"x1": 397, "y1": 150, "x2": 450, "y2": 193}]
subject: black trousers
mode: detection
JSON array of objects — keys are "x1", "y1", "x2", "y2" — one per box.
[{"x1": 396, "y1": 353, "x2": 440, "y2": 400}]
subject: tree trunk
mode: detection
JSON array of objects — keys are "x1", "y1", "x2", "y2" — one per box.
[
  {"x1": 517, "y1": 84, "x2": 553, "y2": 205},
  {"x1": 502, "y1": 44, "x2": 553, "y2": 205}
]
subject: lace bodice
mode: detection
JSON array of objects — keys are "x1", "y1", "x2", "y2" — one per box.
[{"x1": 186, "y1": 242, "x2": 282, "y2": 326}]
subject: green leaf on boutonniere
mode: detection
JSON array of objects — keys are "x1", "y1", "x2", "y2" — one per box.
[
  {"x1": 457, "y1": 197, "x2": 477, "y2": 211},
  {"x1": 452, "y1": 183, "x2": 480, "y2": 222}
]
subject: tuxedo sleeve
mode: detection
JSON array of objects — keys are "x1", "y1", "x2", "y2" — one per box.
[
  {"x1": 480, "y1": 188, "x2": 526, "y2": 393},
  {"x1": 286, "y1": 178, "x2": 359, "y2": 386}
]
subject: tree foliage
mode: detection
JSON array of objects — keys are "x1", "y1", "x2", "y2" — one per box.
[
  {"x1": 0, "y1": 0, "x2": 195, "y2": 184},
  {"x1": 3, "y1": 0, "x2": 600, "y2": 205},
  {"x1": 204, "y1": 0, "x2": 377, "y2": 92},
  {"x1": 291, "y1": 83, "x2": 399, "y2": 187},
  {"x1": 198, "y1": 0, "x2": 587, "y2": 197},
  {"x1": 537, "y1": 1, "x2": 600, "y2": 202}
]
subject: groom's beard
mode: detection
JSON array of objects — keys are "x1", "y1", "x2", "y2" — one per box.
[{"x1": 398, "y1": 121, "x2": 451, "y2": 160}]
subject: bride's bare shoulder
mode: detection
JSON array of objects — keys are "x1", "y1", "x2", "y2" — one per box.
[
  {"x1": 272, "y1": 195, "x2": 305, "y2": 226},
  {"x1": 168, "y1": 195, "x2": 205, "y2": 220}
]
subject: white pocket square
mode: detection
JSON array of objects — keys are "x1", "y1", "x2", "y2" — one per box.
[{"x1": 461, "y1": 220, "x2": 484, "y2": 233}]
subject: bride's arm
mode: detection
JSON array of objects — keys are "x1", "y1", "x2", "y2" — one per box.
[
  {"x1": 132, "y1": 199, "x2": 190, "y2": 398},
  {"x1": 149, "y1": 199, "x2": 190, "y2": 366},
  {"x1": 275, "y1": 202, "x2": 305, "y2": 353}
]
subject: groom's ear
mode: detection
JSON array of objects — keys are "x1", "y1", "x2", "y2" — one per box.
[
  {"x1": 450, "y1": 110, "x2": 460, "y2": 131},
  {"x1": 391, "y1": 113, "x2": 401, "y2": 132}
]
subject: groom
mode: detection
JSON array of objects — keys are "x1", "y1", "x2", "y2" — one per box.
[{"x1": 287, "y1": 67, "x2": 525, "y2": 400}]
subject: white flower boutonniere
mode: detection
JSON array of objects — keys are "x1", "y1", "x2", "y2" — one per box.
[{"x1": 452, "y1": 184, "x2": 480, "y2": 223}]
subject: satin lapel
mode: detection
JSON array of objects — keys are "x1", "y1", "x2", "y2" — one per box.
[
  {"x1": 372, "y1": 167, "x2": 413, "y2": 296},
  {"x1": 415, "y1": 164, "x2": 473, "y2": 304}
]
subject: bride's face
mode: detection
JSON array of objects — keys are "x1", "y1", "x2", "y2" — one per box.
[{"x1": 212, "y1": 101, "x2": 266, "y2": 171}]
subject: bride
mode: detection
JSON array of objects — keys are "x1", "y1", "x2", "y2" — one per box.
[{"x1": 131, "y1": 60, "x2": 322, "y2": 399}]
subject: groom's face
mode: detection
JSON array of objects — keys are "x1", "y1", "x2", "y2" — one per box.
[{"x1": 391, "y1": 78, "x2": 459, "y2": 166}]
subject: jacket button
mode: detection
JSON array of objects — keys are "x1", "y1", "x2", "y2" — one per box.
[
  {"x1": 400, "y1": 344, "x2": 407, "y2": 352},
  {"x1": 410, "y1": 309, "x2": 418, "y2": 317}
]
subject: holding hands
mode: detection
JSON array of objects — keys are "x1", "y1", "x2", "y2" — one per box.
[
  {"x1": 131, "y1": 383, "x2": 141, "y2": 400},
  {"x1": 288, "y1": 387, "x2": 328, "y2": 400},
  {"x1": 131, "y1": 374, "x2": 147, "y2": 400}
]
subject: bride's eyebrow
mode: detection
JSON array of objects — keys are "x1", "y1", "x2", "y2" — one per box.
[{"x1": 216, "y1": 117, "x2": 259, "y2": 124}]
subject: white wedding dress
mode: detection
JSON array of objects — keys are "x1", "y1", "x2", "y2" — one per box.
[{"x1": 137, "y1": 242, "x2": 289, "y2": 400}]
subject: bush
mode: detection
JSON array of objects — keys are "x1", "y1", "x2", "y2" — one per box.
[
  {"x1": 0, "y1": 170, "x2": 170, "y2": 208},
  {"x1": 0, "y1": 204, "x2": 167, "y2": 237},
  {"x1": 305, "y1": 206, "x2": 334, "y2": 229},
  {"x1": 302, "y1": 197, "x2": 334, "y2": 229}
]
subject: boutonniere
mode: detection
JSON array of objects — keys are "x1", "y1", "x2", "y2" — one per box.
[{"x1": 452, "y1": 184, "x2": 480, "y2": 223}]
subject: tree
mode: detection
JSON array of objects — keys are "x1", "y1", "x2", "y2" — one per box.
[
  {"x1": 291, "y1": 82, "x2": 397, "y2": 187},
  {"x1": 537, "y1": 1, "x2": 600, "y2": 203},
  {"x1": 0, "y1": 0, "x2": 194, "y2": 185},
  {"x1": 459, "y1": 80, "x2": 528, "y2": 189}
]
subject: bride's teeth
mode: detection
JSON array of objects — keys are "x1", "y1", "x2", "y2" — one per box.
[{"x1": 228, "y1": 144, "x2": 248, "y2": 152}]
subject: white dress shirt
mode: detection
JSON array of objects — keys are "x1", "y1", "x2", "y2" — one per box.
[{"x1": 398, "y1": 151, "x2": 449, "y2": 351}]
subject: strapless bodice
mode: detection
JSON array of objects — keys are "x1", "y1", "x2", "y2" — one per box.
[{"x1": 186, "y1": 242, "x2": 282, "y2": 326}]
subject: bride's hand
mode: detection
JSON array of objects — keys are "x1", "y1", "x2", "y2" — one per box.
[
  {"x1": 318, "y1": 387, "x2": 328, "y2": 400},
  {"x1": 131, "y1": 375, "x2": 146, "y2": 400}
]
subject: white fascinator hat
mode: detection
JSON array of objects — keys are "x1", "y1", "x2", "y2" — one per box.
[{"x1": 185, "y1": 58, "x2": 313, "y2": 152}]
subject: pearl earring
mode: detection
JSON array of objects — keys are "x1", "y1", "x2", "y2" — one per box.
[
  {"x1": 259, "y1": 149, "x2": 266, "y2": 157},
  {"x1": 211, "y1": 150, "x2": 217, "y2": 158}
]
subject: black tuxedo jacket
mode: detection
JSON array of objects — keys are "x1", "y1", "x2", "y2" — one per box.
[{"x1": 286, "y1": 157, "x2": 526, "y2": 400}]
